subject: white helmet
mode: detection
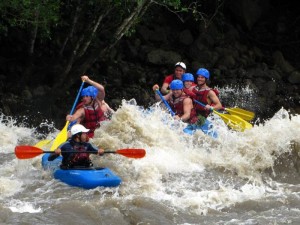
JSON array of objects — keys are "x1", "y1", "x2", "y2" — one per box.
[
  {"x1": 175, "y1": 62, "x2": 186, "y2": 70},
  {"x1": 70, "y1": 124, "x2": 90, "y2": 136}
]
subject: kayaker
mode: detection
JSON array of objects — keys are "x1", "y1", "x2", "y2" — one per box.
[
  {"x1": 191, "y1": 68, "x2": 222, "y2": 119},
  {"x1": 48, "y1": 124, "x2": 104, "y2": 168},
  {"x1": 153, "y1": 80, "x2": 196, "y2": 123},
  {"x1": 161, "y1": 62, "x2": 186, "y2": 94},
  {"x1": 66, "y1": 75, "x2": 114, "y2": 138}
]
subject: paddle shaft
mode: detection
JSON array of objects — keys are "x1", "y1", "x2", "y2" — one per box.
[
  {"x1": 70, "y1": 81, "x2": 85, "y2": 115},
  {"x1": 50, "y1": 81, "x2": 85, "y2": 151},
  {"x1": 193, "y1": 99, "x2": 209, "y2": 108},
  {"x1": 43, "y1": 150, "x2": 120, "y2": 154},
  {"x1": 43, "y1": 151, "x2": 98, "y2": 154},
  {"x1": 155, "y1": 90, "x2": 175, "y2": 116}
]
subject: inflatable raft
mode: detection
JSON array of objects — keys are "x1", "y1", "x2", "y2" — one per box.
[{"x1": 183, "y1": 119, "x2": 218, "y2": 138}]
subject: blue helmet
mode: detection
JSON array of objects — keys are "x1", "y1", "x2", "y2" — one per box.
[
  {"x1": 196, "y1": 68, "x2": 210, "y2": 79},
  {"x1": 81, "y1": 86, "x2": 98, "y2": 98},
  {"x1": 170, "y1": 80, "x2": 184, "y2": 90},
  {"x1": 182, "y1": 73, "x2": 194, "y2": 82}
]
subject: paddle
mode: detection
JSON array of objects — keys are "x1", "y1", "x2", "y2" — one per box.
[
  {"x1": 193, "y1": 99, "x2": 252, "y2": 131},
  {"x1": 50, "y1": 81, "x2": 85, "y2": 151},
  {"x1": 222, "y1": 107, "x2": 255, "y2": 121},
  {"x1": 34, "y1": 139, "x2": 52, "y2": 148},
  {"x1": 155, "y1": 89, "x2": 175, "y2": 116},
  {"x1": 15, "y1": 145, "x2": 146, "y2": 159}
]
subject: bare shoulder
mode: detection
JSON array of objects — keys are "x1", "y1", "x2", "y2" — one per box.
[
  {"x1": 208, "y1": 89, "x2": 217, "y2": 97},
  {"x1": 183, "y1": 97, "x2": 192, "y2": 104},
  {"x1": 76, "y1": 107, "x2": 85, "y2": 115}
]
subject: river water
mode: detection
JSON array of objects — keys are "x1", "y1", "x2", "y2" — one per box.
[{"x1": 1, "y1": 98, "x2": 300, "y2": 225}]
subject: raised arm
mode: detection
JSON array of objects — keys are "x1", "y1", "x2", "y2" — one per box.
[
  {"x1": 161, "y1": 82, "x2": 170, "y2": 94},
  {"x1": 153, "y1": 84, "x2": 172, "y2": 101},
  {"x1": 81, "y1": 75, "x2": 105, "y2": 101}
]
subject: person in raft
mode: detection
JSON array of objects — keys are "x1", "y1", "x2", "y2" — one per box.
[
  {"x1": 66, "y1": 75, "x2": 114, "y2": 138},
  {"x1": 48, "y1": 124, "x2": 104, "y2": 168},
  {"x1": 181, "y1": 73, "x2": 197, "y2": 99},
  {"x1": 160, "y1": 62, "x2": 187, "y2": 94},
  {"x1": 191, "y1": 68, "x2": 223, "y2": 119},
  {"x1": 153, "y1": 80, "x2": 195, "y2": 123}
]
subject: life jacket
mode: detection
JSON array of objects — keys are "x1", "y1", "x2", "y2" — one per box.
[
  {"x1": 169, "y1": 95, "x2": 186, "y2": 117},
  {"x1": 76, "y1": 101, "x2": 84, "y2": 110},
  {"x1": 183, "y1": 87, "x2": 196, "y2": 99},
  {"x1": 192, "y1": 87, "x2": 220, "y2": 118},
  {"x1": 62, "y1": 140, "x2": 92, "y2": 168},
  {"x1": 82, "y1": 103, "x2": 105, "y2": 138},
  {"x1": 168, "y1": 94, "x2": 197, "y2": 123},
  {"x1": 70, "y1": 142, "x2": 90, "y2": 164}
]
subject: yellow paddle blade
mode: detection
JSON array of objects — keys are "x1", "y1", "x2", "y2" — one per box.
[
  {"x1": 34, "y1": 139, "x2": 52, "y2": 148},
  {"x1": 225, "y1": 107, "x2": 255, "y2": 121},
  {"x1": 230, "y1": 115, "x2": 252, "y2": 131},
  {"x1": 214, "y1": 111, "x2": 252, "y2": 132},
  {"x1": 50, "y1": 121, "x2": 70, "y2": 151}
]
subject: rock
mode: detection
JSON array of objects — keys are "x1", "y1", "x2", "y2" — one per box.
[
  {"x1": 33, "y1": 86, "x2": 46, "y2": 96},
  {"x1": 264, "y1": 81, "x2": 277, "y2": 97},
  {"x1": 227, "y1": 0, "x2": 269, "y2": 30},
  {"x1": 137, "y1": 25, "x2": 167, "y2": 43},
  {"x1": 288, "y1": 71, "x2": 300, "y2": 84},
  {"x1": 265, "y1": 69, "x2": 282, "y2": 81},
  {"x1": 22, "y1": 89, "x2": 32, "y2": 100},
  {"x1": 147, "y1": 49, "x2": 181, "y2": 66},
  {"x1": 234, "y1": 42, "x2": 248, "y2": 53},
  {"x1": 179, "y1": 29, "x2": 194, "y2": 45},
  {"x1": 217, "y1": 55, "x2": 236, "y2": 69},
  {"x1": 189, "y1": 49, "x2": 214, "y2": 65},
  {"x1": 273, "y1": 51, "x2": 295, "y2": 74}
]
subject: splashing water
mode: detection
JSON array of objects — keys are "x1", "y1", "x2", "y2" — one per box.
[
  {"x1": 90, "y1": 99, "x2": 300, "y2": 214},
  {"x1": 0, "y1": 95, "x2": 300, "y2": 223}
]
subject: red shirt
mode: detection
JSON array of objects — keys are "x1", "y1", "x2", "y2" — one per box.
[{"x1": 163, "y1": 74, "x2": 174, "y2": 84}]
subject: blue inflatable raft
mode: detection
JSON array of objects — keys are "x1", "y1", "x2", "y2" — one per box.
[
  {"x1": 42, "y1": 153, "x2": 122, "y2": 189},
  {"x1": 183, "y1": 119, "x2": 218, "y2": 138}
]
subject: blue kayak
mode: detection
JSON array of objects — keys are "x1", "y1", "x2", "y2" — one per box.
[
  {"x1": 183, "y1": 119, "x2": 218, "y2": 138},
  {"x1": 42, "y1": 153, "x2": 122, "y2": 189}
]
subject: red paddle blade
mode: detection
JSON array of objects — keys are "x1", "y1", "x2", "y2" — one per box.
[
  {"x1": 115, "y1": 149, "x2": 146, "y2": 158},
  {"x1": 15, "y1": 146, "x2": 44, "y2": 159}
]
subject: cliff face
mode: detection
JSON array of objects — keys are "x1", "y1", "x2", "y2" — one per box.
[{"x1": 0, "y1": 0, "x2": 299, "y2": 128}]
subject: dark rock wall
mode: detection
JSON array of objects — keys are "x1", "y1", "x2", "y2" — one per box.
[{"x1": 0, "y1": 0, "x2": 299, "y2": 129}]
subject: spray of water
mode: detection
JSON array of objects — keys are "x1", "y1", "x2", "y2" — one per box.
[{"x1": 0, "y1": 86, "x2": 299, "y2": 215}]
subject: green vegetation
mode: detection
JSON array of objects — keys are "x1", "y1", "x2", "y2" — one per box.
[{"x1": 0, "y1": 0, "x2": 222, "y2": 89}]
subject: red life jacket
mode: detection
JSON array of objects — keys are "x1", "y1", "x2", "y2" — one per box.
[
  {"x1": 168, "y1": 95, "x2": 197, "y2": 123},
  {"x1": 82, "y1": 104, "x2": 105, "y2": 138},
  {"x1": 71, "y1": 142, "x2": 90, "y2": 164},
  {"x1": 76, "y1": 101, "x2": 84, "y2": 110},
  {"x1": 169, "y1": 95, "x2": 186, "y2": 117},
  {"x1": 183, "y1": 87, "x2": 196, "y2": 99},
  {"x1": 192, "y1": 87, "x2": 220, "y2": 118}
]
